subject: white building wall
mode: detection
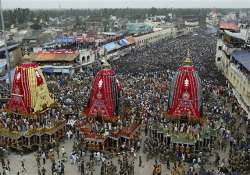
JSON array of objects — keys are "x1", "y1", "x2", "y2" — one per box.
[
  {"x1": 79, "y1": 49, "x2": 95, "y2": 65},
  {"x1": 135, "y1": 27, "x2": 177, "y2": 46}
]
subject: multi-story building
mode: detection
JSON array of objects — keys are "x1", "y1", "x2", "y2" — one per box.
[
  {"x1": 206, "y1": 10, "x2": 221, "y2": 26},
  {"x1": 0, "y1": 42, "x2": 21, "y2": 77},
  {"x1": 85, "y1": 17, "x2": 105, "y2": 38},
  {"x1": 134, "y1": 27, "x2": 177, "y2": 46},
  {"x1": 127, "y1": 23, "x2": 153, "y2": 35},
  {"x1": 215, "y1": 22, "x2": 250, "y2": 113}
]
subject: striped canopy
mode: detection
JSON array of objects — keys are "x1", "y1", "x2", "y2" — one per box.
[{"x1": 7, "y1": 63, "x2": 54, "y2": 114}]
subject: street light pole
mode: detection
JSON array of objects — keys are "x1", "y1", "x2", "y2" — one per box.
[{"x1": 0, "y1": 0, "x2": 11, "y2": 89}]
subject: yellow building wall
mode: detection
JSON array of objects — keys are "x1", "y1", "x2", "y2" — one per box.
[{"x1": 216, "y1": 39, "x2": 250, "y2": 107}]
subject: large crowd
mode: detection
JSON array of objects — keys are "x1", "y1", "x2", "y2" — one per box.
[{"x1": 0, "y1": 28, "x2": 250, "y2": 175}]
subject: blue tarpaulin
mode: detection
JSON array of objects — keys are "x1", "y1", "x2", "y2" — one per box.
[
  {"x1": 42, "y1": 67, "x2": 54, "y2": 74},
  {"x1": 232, "y1": 50, "x2": 250, "y2": 71},
  {"x1": 103, "y1": 42, "x2": 120, "y2": 52},
  {"x1": 118, "y1": 39, "x2": 129, "y2": 47},
  {"x1": 55, "y1": 37, "x2": 75, "y2": 44}
]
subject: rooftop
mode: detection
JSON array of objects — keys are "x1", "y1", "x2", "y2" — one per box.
[
  {"x1": 219, "y1": 21, "x2": 239, "y2": 31},
  {"x1": 232, "y1": 49, "x2": 250, "y2": 72},
  {"x1": 224, "y1": 30, "x2": 247, "y2": 41},
  {"x1": 32, "y1": 50, "x2": 80, "y2": 62}
]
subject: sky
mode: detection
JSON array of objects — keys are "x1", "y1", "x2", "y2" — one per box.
[{"x1": 2, "y1": 0, "x2": 250, "y2": 9}]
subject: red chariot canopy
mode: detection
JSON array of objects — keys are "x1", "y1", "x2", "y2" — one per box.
[
  {"x1": 84, "y1": 68, "x2": 122, "y2": 119},
  {"x1": 167, "y1": 58, "x2": 202, "y2": 119},
  {"x1": 7, "y1": 63, "x2": 54, "y2": 114}
]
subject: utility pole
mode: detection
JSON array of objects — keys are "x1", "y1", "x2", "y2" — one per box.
[{"x1": 0, "y1": 0, "x2": 11, "y2": 88}]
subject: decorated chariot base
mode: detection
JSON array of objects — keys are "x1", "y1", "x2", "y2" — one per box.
[
  {"x1": 146, "y1": 53, "x2": 218, "y2": 154},
  {"x1": 79, "y1": 59, "x2": 141, "y2": 152},
  {"x1": 147, "y1": 118, "x2": 217, "y2": 154}
]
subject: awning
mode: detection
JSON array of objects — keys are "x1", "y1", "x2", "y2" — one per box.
[
  {"x1": 53, "y1": 69, "x2": 62, "y2": 73},
  {"x1": 118, "y1": 39, "x2": 129, "y2": 47},
  {"x1": 232, "y1": 50, "x2": 250, "y2": 71},
  {"x1": 55, "y1": 36, "x2": 75, "y2": 44},
  {"x1": 62, "y1": 69, "x2": 70, "y2": 74},
  {"x1": 103, "y1": 42, "x2": 120, "y2": 52},
  {"x1": 102, "y1": 32, "x2": 117, "y2": 36},
  {"x1": 126, "y1": 36, "x2": 136, "y2": 45},
  {"x1": 224, "y1": 30, "x2": 246, "y2": 41},
  {"x1": 42, "y1": 67, "x2": 54, "y2": 73}
]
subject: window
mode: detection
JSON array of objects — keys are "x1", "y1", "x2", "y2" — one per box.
[
  {"x1": 217, "y1": 57, "x2": 221, "y2": 62},
  {"x1": 82, "y1": 56, "x2": 85, "y2": 63},
  {"x1": 218, "y1": 46, "x2": 222, "y2": 50}
]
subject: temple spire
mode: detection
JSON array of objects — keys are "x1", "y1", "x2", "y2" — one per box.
[
  {"x1": 101, "y1": 56, "x2": 111, "y2": 70},
  {"x1": 183, "y1": 48, "x2": 193, "y2": 66}
]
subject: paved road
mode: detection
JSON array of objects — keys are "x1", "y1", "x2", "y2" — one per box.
[
  {"x1": 1, "y1": 136, "x2": 230, "y2": 175},
  {"x1": 1, "y1": 139, "x2": 173, "y2": 175}
]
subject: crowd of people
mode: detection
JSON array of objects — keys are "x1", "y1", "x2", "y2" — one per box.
[
  {"x1": 0, "y1": 28, "x2": 249, "y2": 175},
  {"x1": 111, "y1": 29, "x2": 250, "y2": 174},
  {"x1": 0, "y1": 109, "x2": 64, "y2": 133}
]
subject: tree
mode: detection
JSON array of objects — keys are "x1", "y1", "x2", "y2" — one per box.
[
  {"x1": 75, "y1": 15, "x2": 81, "y2": 28},
  {"x1": 150, "y1": 7, "x2": 158, "y2": 16},
  {"x1": 30, "y1": 23, "x2": 42, "y2": 30}
]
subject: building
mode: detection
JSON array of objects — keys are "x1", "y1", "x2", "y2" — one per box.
[
  {"x1": 102, "y1": 27, "x2": 177, "y2": 60},
  {"x1": 176, "y1": 17, "x2": 185, "y2": 29},
  {"x1": 85, "y1": 17, "x2": 105, "y2": 38},
  {"x1": 183, "y1": 16, "x2": 200, "y2": 32},
  {"x1": 0, "y1": 42, "x2": 21, "y2": 77},
  {"x1": 134, "y1": 27, "x2": 176, "y2": 46},
  {"x1": 30, "y1": 48, "x2": 96, "y2": 74},
  {"x1": 31, "y1": 49, "x2": 80, "y2": 74},
  {"x1": 127, "y1": 23, "x2": 153, "y2": 35},
  {"x1": 215, "y1": 22, "x2": 250, "y2": 114},
  {"x1": 102, "y1": 36, "x2": 136, "y2": 60},
  {"x1": 22, "y1": 30, "x2": 41, "y2": 51},
  {"x1": 206, "y1": 10, "x2": 221, "y2": 26}
]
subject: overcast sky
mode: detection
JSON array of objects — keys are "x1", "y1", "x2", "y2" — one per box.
[{"x1": 2, "y1": 0, "x2": 250, "y2": 9}]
